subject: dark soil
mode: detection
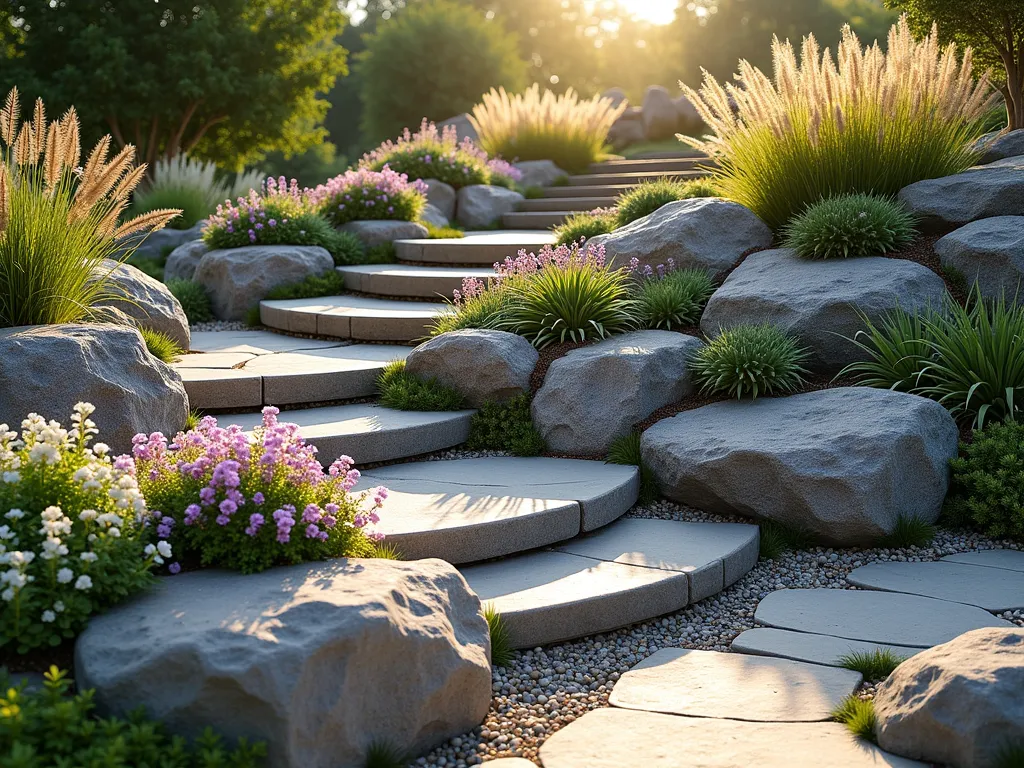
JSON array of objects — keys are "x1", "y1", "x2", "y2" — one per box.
[
  {"x1": 1, "y1": 639, "x2": 75, "y2": 677},
  {"x1": 881, "y1": 226, "x2": 966, "y2": 304},
  {"x1": 530, "y1": 340, "x2": 595, "y2": 393}
]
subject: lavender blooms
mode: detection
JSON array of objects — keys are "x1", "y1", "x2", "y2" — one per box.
[{"x1": 316, "y1": 165, "x2": 428, "y2": 226}]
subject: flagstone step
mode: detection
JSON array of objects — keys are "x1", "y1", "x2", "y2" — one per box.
[
  {"x1": 501, "y1": 211, "x2": 575, "y2": 229},
  {"x1": 174, "y1": 332, "x2": 408, "y2": 409},
  {"x1": 586, "y1": 157, "x2": 708, "y2": 174},
  {"x1": 460, "y1": 518, "x2": 759, "y2": 649},
  {"x1": 542, "y1": 184, "x2": 634, "y2": 199},
  {"x1": 336, "y1": 263, "x2": 492, "y2": 300},
  {"x1": 943, "y1": 549, "x2": 1024, "y2": 573},
  {"x1": 357, "y1": 458, "x2": 639, "y2": 563},
  {"x1": 223, "y1": 403, "x2": 474, "y2": 464},
  {"x1": 567, "y1": 169, "x2": 706, "y2": 186},
  {"x1": 258, "y1": 295, "x2": 451, "y2": 342},
  {"x1": 731, "y1": 628, "x2": 923, "y2": 668},
  {"x1": 846, "y1": 560, "x2": 1024, "y2": 612},
  {"x1": 394, "y1": 230, "x2": 555, "y2": 265},
  {"x1": 517, "y1": 196, "x2": 615, "y2": 213}
]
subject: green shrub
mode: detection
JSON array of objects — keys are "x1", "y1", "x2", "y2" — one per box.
[
  {"x1": 606, "y1": 432, "x2": 658, "y2": 504},
  {"x1": 140, "y1": 327, "x2": 184, "y2": 363},
  {"x1": 316, "y1": 167, "x2": 426, "y2": 227},
  {"x1": 0, "y1": 667, "x2": 266, "y2": 766},
  {"x1": 357, "y1": 0, "x2": 527, "y2": 142},
  {"x1": 783, "y1": 194, "x2": 918, "y2": 259},
  {"x1": 634, "y1": 267, "x2": 715, "y2": 330},
  {"x1": 467, "y1": 395, "x2": 546, "y2": 456},
  {"x1": 0, "y1": 404, "x2": 162, "y2": 652},
  {"x1": 839, "y1": 649, "x2": 908, "y2": 680},
  {"x1": 364, "y1": 242, "x2": 397, "y2": 264},
  {"x1": 522, "y1": 185, "x2": 546, "y2": 199},
  {"x1": 430, "y1": 283, "x2": 510, "y2": 336},
  {"x1": 614, "y1": 178, "x2": 718, "y2": 227},
  {"x1": 553, "y1": 210, "x2": 616, "y2": 247},
  {"x1": 832, "y1": 696, "x2": 878, "y2": 743},
  {"x1": 691, "y1": 324, "x2": 810, "y2": 398},
  {"x1": 947, "y1": 420, "x2": 1024, "y2": 541},
  {"x1": 484, "y1": 604, "x2": 514, "y2": 667},
  {"x1": 329, "y1": 230, "x2": 366, "y2": 266},
  {"x1": 361, "y1": 119, "x2": 491, "y2": 189},
  {"x1": 843, "y1": 289, "x2": 1024, "y2": 428},
  {"x1": 376, "y1": 360, "x2": 466, "y2": 411},
  {"x1": 167, "y1": 279, "x2": 214, "y2": 324},
  {"x1": 364, "y1": 741, "x2": 407, "y2": 768},
  {"x1": 680, "y1": 19, "x2": 993, "y2": 229},
  {"x1": 425, "y1": 223, "x2": 466, "y2": 239},
  {"x1": 263, "y1": 271, "x2": 346, "y2": 302}
]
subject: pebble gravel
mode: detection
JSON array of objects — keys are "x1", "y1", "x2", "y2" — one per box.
[
  {"x1": 190, "y1": 320, "x2": 249, "y2": 333},
  {"x1": 412, "y1": 497, "x2": 1022, "y2": 767}
]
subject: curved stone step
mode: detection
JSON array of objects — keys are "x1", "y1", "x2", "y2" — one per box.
[
  {"x1": 336, "y1": 263, "x2": 493, "y2": 299},
  {"x1": 517, "y1": 196, "x2": 615, "y2": 213},
  {"x1": 567, "y1": 169, "x2": 706, "y2": 186},
  {"x1": 543, "y1": 184, "x2": 634, "y2": 199},
  {"x1": 943, "y1": 549, "x2": 1024, "y2": 573},
  {"x1": 175, "y1": 332, "x2": 409, "y2": 409},
  {"x1": 394, "y1": 230, "x2": 554, "y2": 265},
  {"x1": 259, "y1": 295, "x2": 451, "y2": 342},
  {"x1": 586, "y1": 157, "x2": 707, "y2": 174},
  {"x1": 502, "y1": 210, "x2": 574, "y2": 229},
  {"x1": 460, "y1": 518, "x2": 759, "y2": 648},
  {"x1": 223, "y1": 403, "x2": 474, "y2": 464},
  {"x1": 358, "y1": 458, "x2": 639, "y2": 564}
]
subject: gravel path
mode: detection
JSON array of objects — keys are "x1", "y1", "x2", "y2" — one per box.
[
  {"x1": 190, "y1": 320, "x2": 249, "y2": 333},
  {"x1": 413, "y1": 498, "x2": 1022, "y2": 767}
]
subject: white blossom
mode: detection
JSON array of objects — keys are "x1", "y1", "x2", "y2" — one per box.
[
  {"x1": 56, "y1": 567, "x2": 74, "y2": 584},
  {"x1": 157, "y1": 541, "x2": 173, "y2": 559},
  {"x1": 75, "y1": 574, "x2": 93, "y2": 590},
  {"x1": 79, "y1": 552, "x2": 98, "y2": 563},
  {"x1": 41, "y1": 610, "x2": 55, "y2": 623},
  {"x1": 4, "y1": 508, "x2": 24, "y2": 520},
  {"x1": 53, "y1": 600, "x2": 64, "y2": 612}
]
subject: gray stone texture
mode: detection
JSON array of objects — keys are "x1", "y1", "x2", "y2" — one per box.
[
  {"x1": 641, "y1": 388, "x2": 959, "y2": 545},
  {"x1": 339, "y1": 220, "x2": 428, "y2": 249},
  {"x1": 944, "y1": 549, "x2": 1024, "y2": 573},
  {"x1": 588, "y1": 198, "x2": 773, "y2": 276},
  {"x1": 935, "y1": 217, "x2": 1024, "y2": 302},
  {"x1": 163, "y1": 239, "x2": 210, "y2": 283},
  {"x1": 607, "y1": 108, "x2": 646, "y2": 149},
  {"x1": 438, "y1": 113, "x2": 478, "y2": 143},
  {"x1": 732, "y1": 628, "x2": 921, "y2": 668},
  {"x1": 976, "y1": 129, "x2": 1024, "y2": 164},
  {"x1": 532, "y1": 331, "x2": 705, "y2": 455},
  {"x1": 0, "y1": 324, "x2": 188, "y2": 453},
  {"x1": 898, "y1": 156, "x2": 1024, "y2": 229},
  {"x1": 194, "y1": 245, "x2": 335, "y2": 321},
  {"x1": 456, "y1": 185, "x2": 525, "y2": 229},
  {"x1": 513, "y1": 160, "x2": 568, "y2": 188},
  {"x1": 423, "y1": 179, "x2": 457, "y2": 220},
  {"x1": 94, "y1": 259, "x2": 191, "y2": 349},
  {"x1": 119, "y1": 220, "x2": 205, "y2": 262},
  {"x1": 641, "y1": 85, "x2": 679, "y2": 140},
  {"x1": 847, "y1": 561, "x2": 1024, "y2": 612},
  {"x1": 700, "y1": 249, "x2": 948, "y2": 375},
  {"x1": 405, "y1": 330, "x2": 538, "y2": 407},
  {"x1": 875, "y1": 628, "x2": 1024, "y2": 768},
  {"x1": 419, "y1": 203, "x2": 450, "y2": 229}
]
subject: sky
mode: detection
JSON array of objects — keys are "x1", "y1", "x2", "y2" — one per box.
[{"x1": 617, "y1": 0, "x2": 678, "y2": 24}]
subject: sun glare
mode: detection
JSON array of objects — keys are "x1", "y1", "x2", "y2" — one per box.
[{"x1": 618, "y1": 0, "x2": 678, "y2": 25}]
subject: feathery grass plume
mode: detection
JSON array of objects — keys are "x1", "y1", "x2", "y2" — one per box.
[
  {"x1": 680, "y1": 16, "x2": 997, "y2": 229},
  {"x1": 0, "y1": 87, "x2": 179, "y2": 327},
  {"x1": 471, "y1": 84, "x2": 627, "y2": 173}
]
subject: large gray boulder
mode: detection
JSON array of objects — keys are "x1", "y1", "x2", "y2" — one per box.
[
  {"x1": 419, "y1": 203, "x2": 450, "y2": 229},
  {"x1": 456, "y1": 185, "x2": 524, "y2": 229},
  {"x1": 194, "y1": 245, "x2": 334, "y2": 321},
  {"x1": 94, "y1": 260, "x2": 191, "y2": 349},
  {"x1": 601, "y1": 87, "x2": 629, "y2": 109},
  {"x1": 163, "y1": 239, "x2": 210, "y2": 283},
  {"x1": 532, "y1": 331, "x2": 704, "y2": 455},
  {"x1": 423, "y1": 179, "x2": 457, "y2": 220},
  {"x1": 898, "y1": 156, "x2": 1024, "y2": 229},
  {"x1": 699, "y1": 249, "x2": 947, "y2": 375},
  {"x1": 875, "y1": 628, "x2": 1024, "y2": 768},
  {"x1": 641, "y1": 388, "x2": 959, "y2": 546},
  {"x1": 514, "y1": 160, "x2": 568, "y2": 188},
  {"x1": 588, "y1": 198, "x2": 773, "y2": 276},
  {"x1": 674, "y1": 95, "x2": 703, "y2": 133},
  {"x1": 975, "y1": 129, "x2": 1024, "y2": 164},
  {"x1": 608, "y1": 108, "x2": 646, "y2": 149},
  {"x1": 75, "y1": 558, "x2": 491, "y2": 768},
  {"x1": 406, "y1": 329, "x2": 538, "y2": 408},
  {"x1": 339, "y1": 220, "x2": 428, "y2": 249},
  {"x1": 120, "y1": 220, "x2": 206, "y2": 262},
  {"x1": 935, "y1": 217, "x2": 1024, "y2": 302},
  {"x1": 0, "y1": 324, "x2": 189, "y2": 453},
  {"x1": 438, "y1": 113, "x2": 478, "y2": 143},
  {"x1": 642, "y1": 85, "x2": 678, "y2": 140}
]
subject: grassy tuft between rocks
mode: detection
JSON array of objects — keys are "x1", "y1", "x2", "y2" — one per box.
[{"x1": 831, "y1": 695, "x2": 877, "y2": 744}]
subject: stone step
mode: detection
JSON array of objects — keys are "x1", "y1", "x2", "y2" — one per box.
[
  {"x1": 259, "y1": 295, "x2": 452, "y2": 342},
  {"x1": 394, "y1": 230, "x2": 555, "y2": 265},
  {"x1": 501, "y1": 210, "x2": 573, "y2": 230},
  {"x1": 358, "y1": 458, "x2": 639, "y2": 564},
  {"x1": 223, "y1": 403, "x2": 474, "y2": 465},
  {"x1": 943, "y1": 549, "x2": 1024, "y2": 573},
  {"x1": 517, "y1": 196, "x2": 614, "y2": 213},
  {"x1": 336, "y1": 264, "x2": 493, "y2": 300},
  {"x1": 846, "y1": 561, "x2": 1024, "y2": 612},
  {"x1": 732, "y1": 628, "x2": 923, "y2": 668},
  {"x1": 586, "y1": 157, "x2": 708, "y2": 174},
  {"x1": 175, "y1": 331, "x2": 409, "y2": 409},
  {"x1": 567, "y1": 169, "x2": 706, "y2": 186},
  {"x1": 542, "y1": 184, "x2": 633, "y2": 199},
  {"x1": 460, "y1": 518, "x2": 759, "y2": 649}
]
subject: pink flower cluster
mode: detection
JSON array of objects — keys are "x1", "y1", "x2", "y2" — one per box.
[
  {"x1": 486, "y1": 157, "x2": 524, "y2": 183},
  {"x1": 205, "y1": 176, "x2": 316, "y2": 243},
  {"x1": 315, "y1": 165, "x2": 429, "y2": 212},
  {"x1": 361, "y1": 119, "x2": 486, "y2": 168}
]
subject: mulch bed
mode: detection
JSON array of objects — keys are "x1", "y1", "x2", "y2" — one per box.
[{"x1": 1, "y1": 639, "x2": 75, "y2": 677}]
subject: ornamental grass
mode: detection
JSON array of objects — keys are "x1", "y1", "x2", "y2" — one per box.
[
  {"x1": 470, "y1": 84, "x2": 627, "y2": 174},
  {"x1": 680, "y1": 17, "x2": 997, "y2": 229},
  {"x1": 0, "y1": 87, "x2": 180, "y2": 328}
]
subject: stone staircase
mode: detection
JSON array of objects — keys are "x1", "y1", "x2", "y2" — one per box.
[{"x1": 171, "y1": 152, "x2": 757, "y2": 651}]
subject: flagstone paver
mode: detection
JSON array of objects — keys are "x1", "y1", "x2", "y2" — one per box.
[
  {"x1": 943, "y1": 549, "x2": 1024, "y2": 573},
  {"x1": 847, "y1": 560, "x2": 1024, "y2": 612},
  {"x1": 731, "y1": 628, "x2": 922, "y2": 668}
]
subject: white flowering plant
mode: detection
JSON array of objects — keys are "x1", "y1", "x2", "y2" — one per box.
[{"x1": 0, "y1": 404, "x2": 165, "y2": 653}]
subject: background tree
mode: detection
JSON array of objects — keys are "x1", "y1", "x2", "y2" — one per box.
[
  {"x1": 0, "y1": 0, "x2": 348, "y2": 170},
  {"x1": 356, "y1": 0, "x2": 527, "y2": 142},
  {"x1": 885, "y1": 0, "x2": 1023, "y2": 129}
]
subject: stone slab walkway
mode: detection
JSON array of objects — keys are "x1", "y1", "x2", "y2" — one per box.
[
  {"x1": 731, "y1": 628, "x2": 921, "y2": 668},
  {"x1": 847, "y1": 560, "x2": 1024, "y2": 611}
]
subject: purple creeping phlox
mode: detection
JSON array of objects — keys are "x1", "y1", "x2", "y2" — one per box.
[
  {"x1": 203, "y1": 175, "x2": 323, "y2": 245},
  {"x1": 316, "y1": 164, "x2": 428, "y2": 226},
  {"x1": 132, "y1": 407, "x2": 388, "y2": 574}
]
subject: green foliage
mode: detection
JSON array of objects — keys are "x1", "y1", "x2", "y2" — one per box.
[
  {"x1": 430, "y1": 285, "x2": 511, "y2": 336},
  {"x1": 262, "y1": 271, "x2": 346, "y2": 302},
  {"x1": 691, "y1": 324, "x2": 810, "y2": 399},
  {"x1": 553, "y1": 210, "x2": 616, "y2": 247},
  {"x1": 132, "y1": 186, "x2": 207, "y2": 231},
  {"x1": 364, "y1": 243, "x2": 398, "y2": 264},
  {"x1": 606, "y1": 432, "x2": 658, "y2": 504},
  {"x1": 484, "y1": 604, "x2": 514, "y2": 667},
  {"x1": 635, "y1": 268, "x2": 715, "y2": 331},
  {"x1": 467, "y1": 395, "x2": 546, "y2": 457},
  {"x1": 882, "y1": 515, "x2": 937, "y2": 548},
  {"x1": 994, "y1": 743, "x2": 1024, "y2": 768},
  {"x1": 839, "y1": 649, "x2": 909, "y2": 680},
  {"x1": 245, "y1": 305, "x2": 263, "y2": 328},
  {"x1": 376, "y1": 360, "x2": 467, "y2": 412},
  {"x1": 522, "y1": 185, "x2": 546, "y2": 199},
  {"x1": 361, "y1": 120, "x2": 492, "y2": 189},
  {"x1": 167, "y1": 280, "x2": 214, "y2": 324},
  {"x1": 843, "y1": 290, "x2": 1024, "y2": 429},
  {"x1": 832, "y1": 696, "x2": 878, "y2": 743},
  {"x1": 203, "y1": 205, "x2": 356, "y2": 265},
  {"x1": 783, "y1": 194, "x2": 918, "y2": 259},
  {"x1": 758, "y1": 521, "x2": 816, "y2": 560},
  {"x1": 364, "y1": 741, "x2": 407, "y2": 768},
  {"x1": 614, "y1": 178, "x2": 718, "y2": 227},
  {"x1": 0, "y1": 404, "x2": 159, "y2": 653},
  {"x1": 0, "y1": 1, "x2": 349, "y2": 169},
  {"x1": 947, "y1": 421, "x2": 1024, "y2": 542},
  {"x1": 0, "y1": 667, "x2": 267, "y2": 767},
  {"x1": 262, "y1": 142, "x2": 349, "y2": 189},
  {"x1": 319, "y1": 172, "x2": 426, "y2": 227},
  {"x1": 372, "y1": 542, "x2": 404, "y2": 561},
  {"x1": 356, "y1": 0, "x2": 527, "y2": 142},
  {"x1": 329, "y1": 230, "x2": 367, "y2": 266},
  {"x1": 425, "y1": 224, "x2": 466, "y2": 239},
  {"x1": 128, "y1": 255, "x2": 166, "y2": 282},
  {"x1": 140, "y1": 328, "x2": 184, "y2": 363},
  {"x1": 185, "y1": 409, "x2": 203, "y2": 431}
]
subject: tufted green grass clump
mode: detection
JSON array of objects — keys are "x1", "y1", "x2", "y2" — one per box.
[
  {"x1": 553, "y1": 210, "x2": 616, "y2": 246},
  {"x1": 882, "y1": 515, "x2": 937, "y2": 548},
  {"x1": 425, "y1": 223, "x2": 465, "y2": 239},
  {"x1": 140, "y1": 327, "x2": 184, "y2": 363},
  {"x1": 758, "y1": 520, "x2": 816, "y2": 560},
  {"x1": 376, "y1": 359, "x2": 467, "y2": 411},
  {"x1": 484, "y1": 604, "x2": 514, "y2": 667},
  {"x1": 263, "y1": 271, "x2": 346, "y2": 302},
  {"x1": 364, "y1": 741, "x2": 407, "y2": 768},
  {"x1": 839, "y1": 649, "x2": 909, "y2": 681},
  {"x1": 635, "y1": 268, "x2": 715, "y2": 331},
  {"x1": 614, "y1": 178, "x2": 719, "y2": 227},
  {"x1": 783, "y1": 194, "x2": 917, "y2": 260},
  {"x1": 467, "y1": 394, "x2": 546, "y2": 456},
  {"x1": 691, "y1": 324, "x2": 810, "y2": 399},
  {"x1": 946, "y1": 420, "x2": 1024, "y2": 542},
  {"x1": 166, "y1": 279, "x2": 214, "y2": 324},
  {"x1": 832, "y1": 696, "x2": 877, "y2": 743},
  {"x1": 431, "y1": 285, "x2": 510, "y2": 336},
  {"x1": 606, "y1": 431, "x2": 658, "y2": 504}
]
